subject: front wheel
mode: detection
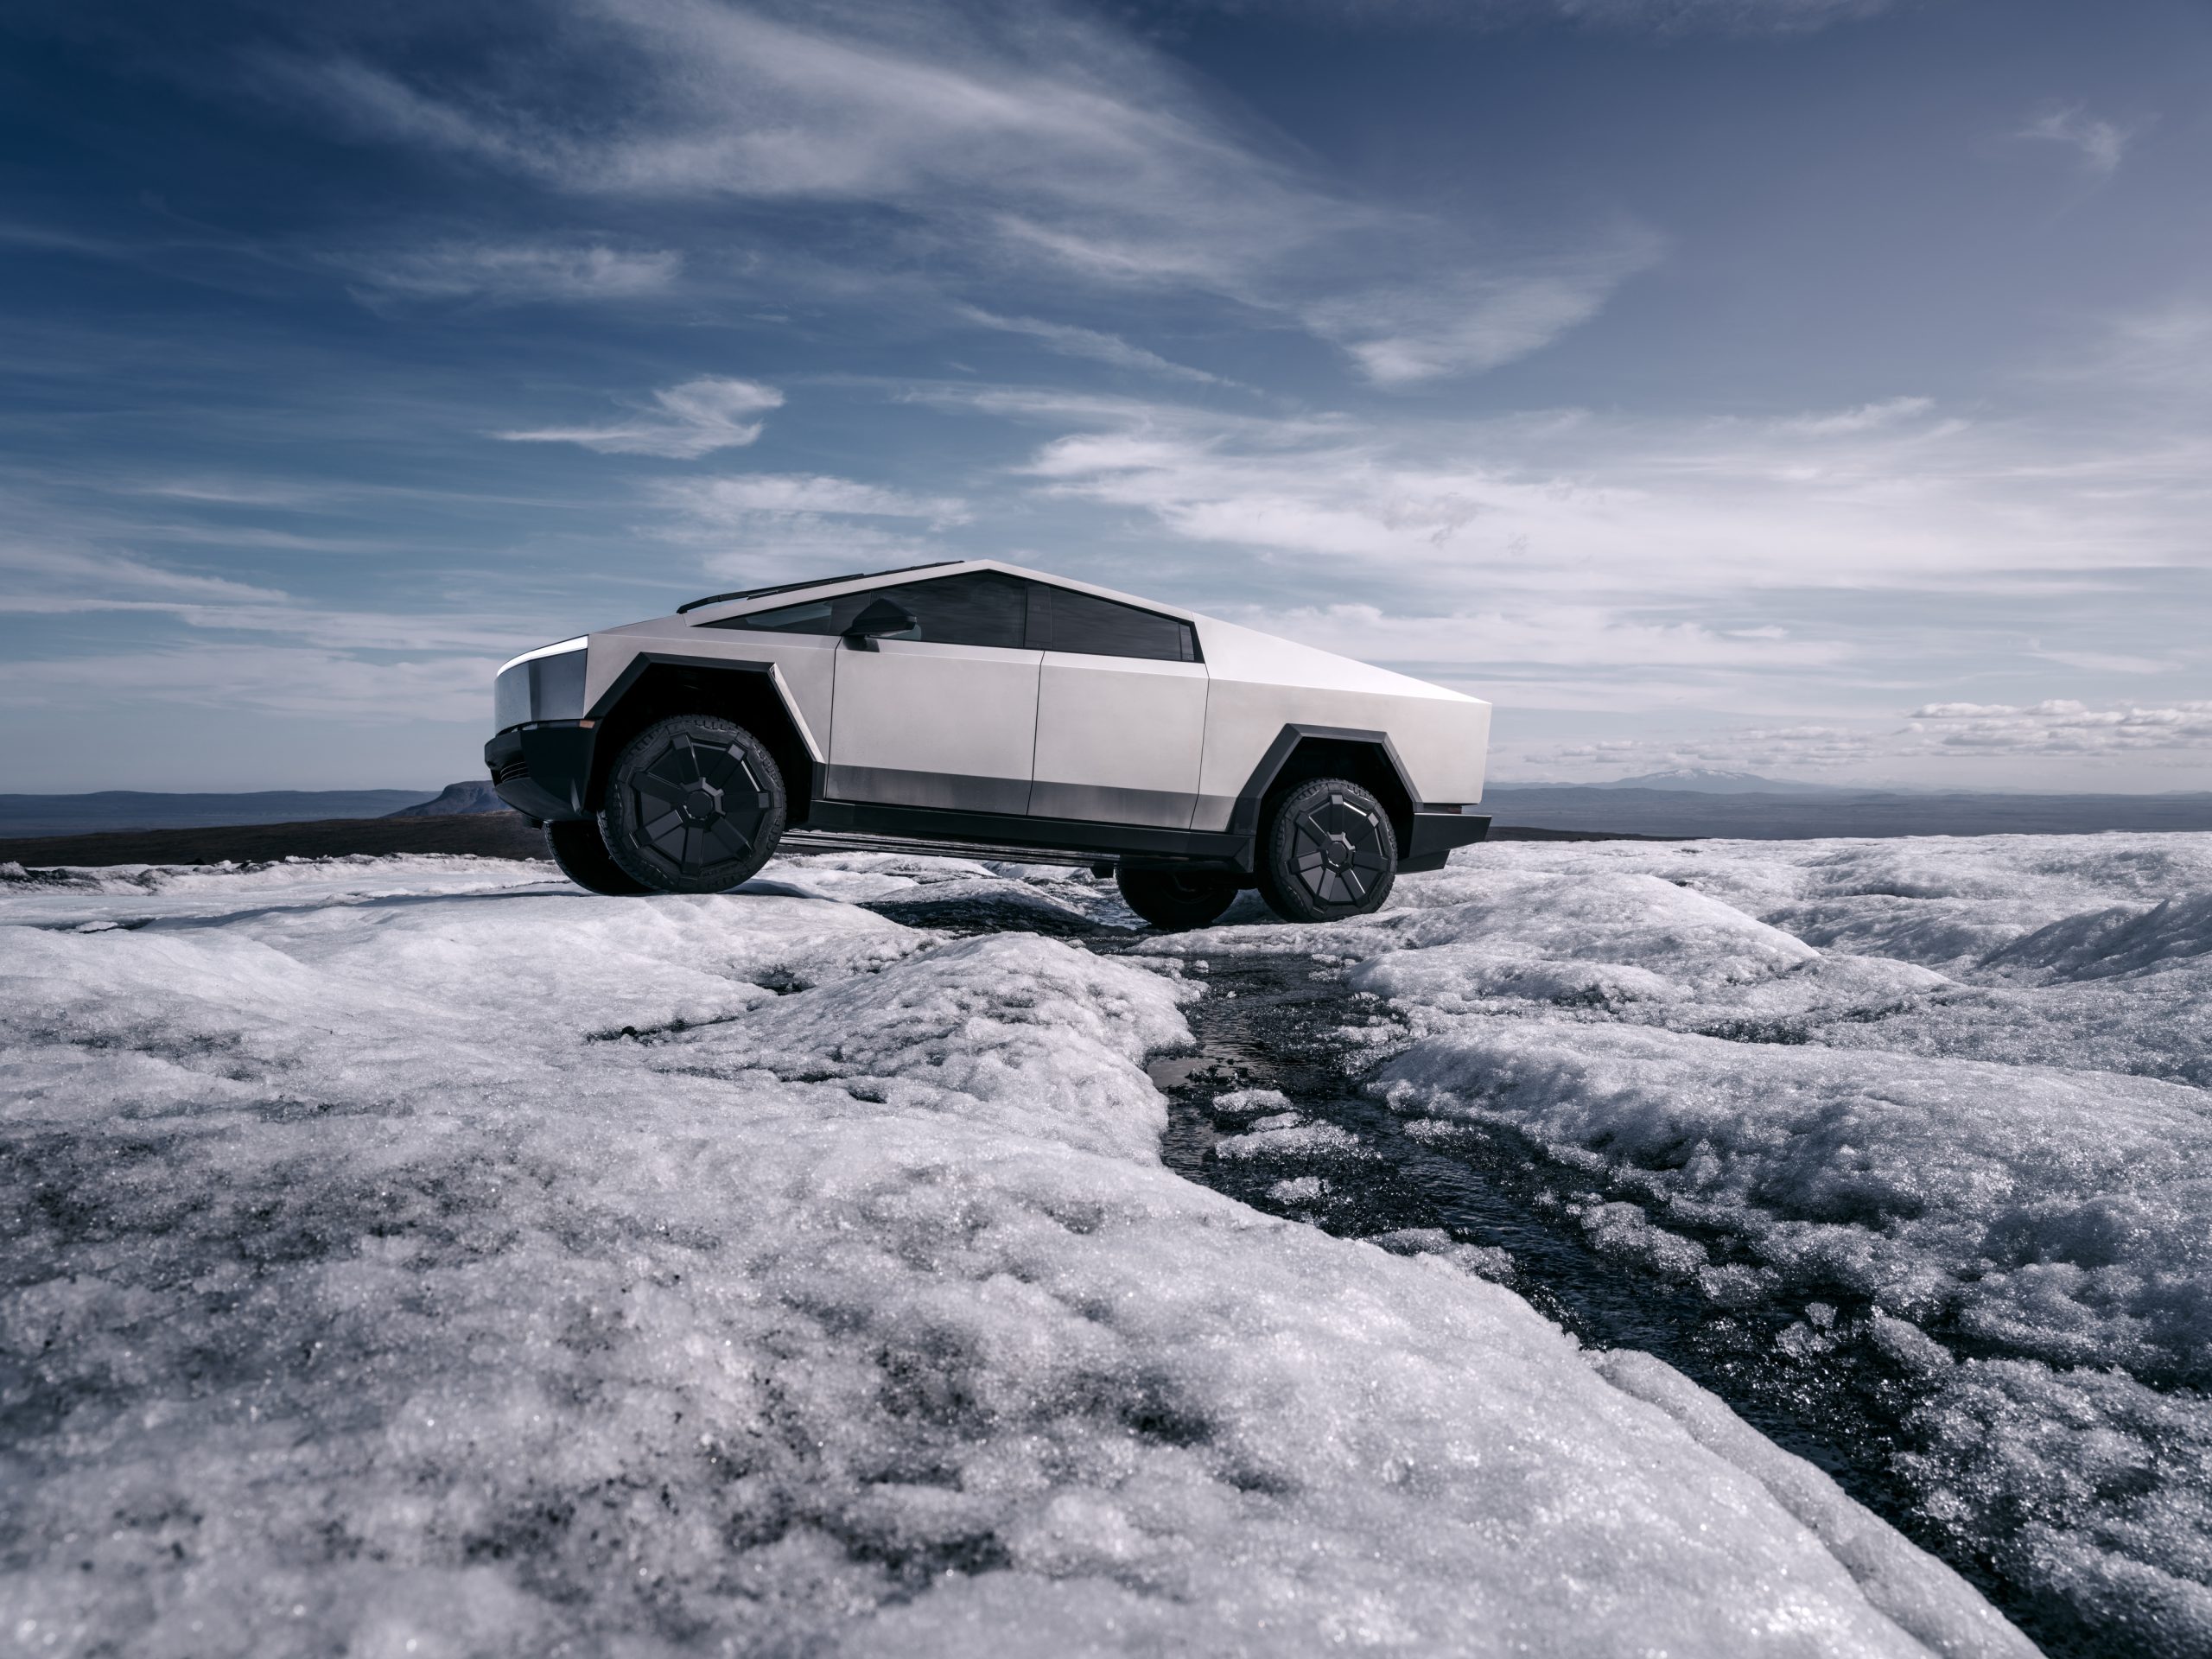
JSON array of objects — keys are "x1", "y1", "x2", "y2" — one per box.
[
  {"x1": 543, "y1": 818, "x2": 652, "y2": 895},
  {"x1": 1255, "y1": 777, "x2": 1397, "y2": 923},
  {"x1": 1116, "y1": 867, "x2": 1239, "y2": 931},
  {"x1": 600, "y1": 715, "x2": 787, "y2": 893}
]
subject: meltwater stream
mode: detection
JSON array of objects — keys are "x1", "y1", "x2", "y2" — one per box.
[
  {"x1": 1128, "y1": 946, "x2": 2126, "y2": 1659},
  {"x1": 854, "y1": 880, "x2": 2136, "y2": 1659}
]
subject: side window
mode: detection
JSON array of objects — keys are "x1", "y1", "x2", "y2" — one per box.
[
  {"x1": 728, "y1": 597, "x2": 836, "y2": 633},
  {"x1": 707, "y1": 572, "x2": 1030, "y2": 649},
  {"x1": 875, "y1": 572, "x2": 1028, "y2": 648},
  {"x1": 1033, "y1": 585, "x2": 1198, "y2": 663}
]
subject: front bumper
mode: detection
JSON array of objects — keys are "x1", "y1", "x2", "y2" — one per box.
[
  {"x1": 486, "y1": 721, "x2": 601, "y2": 823},
  {"x1": 1400, "y1": 809, "x2": 1491, "y2": 873}
]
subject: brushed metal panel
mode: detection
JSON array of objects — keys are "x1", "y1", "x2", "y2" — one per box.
[
  {"x1": 830, "y1": 639, "x2": 1042, "y2": 809},
  {"x1": 1033, "y1": 653, "x2": 1205, "y2": 827},
  {"x1": 1027, "y1": 780, "x2": 1198, "y2": 826}
]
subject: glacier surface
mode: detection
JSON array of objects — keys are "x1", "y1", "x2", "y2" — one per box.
[
  {"x1": 0, "y1": 848, "x2": 2047, "y2": 1656},
  {"x1": 1147, "y1": 832, "x2": 2212, "y2": 1656}
]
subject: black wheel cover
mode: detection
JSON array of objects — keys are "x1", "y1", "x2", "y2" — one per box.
[
  {"x1": 1255, "y1": 776, "x2": 1398, "y2": 923},
  {"x1": 1289, "y1": 791, "x2": 1391, "y2": 906},
  {"x1": 601, "y1": 715, "x2": 786, "y2": 893},
  {"x1": 543, "y1": 818, "x2": 652, "y2": 896},
  {"x1": 632, "y1": 733, "x2": 768, "y2": 876}
]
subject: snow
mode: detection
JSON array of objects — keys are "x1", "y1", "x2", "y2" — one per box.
[
  {"x1": 0, "y1": 850, "x2": 2029, "y2": 1656},
  {"x1": 1146, "y1": 831, "x2": 2212, "y2": 1651}
]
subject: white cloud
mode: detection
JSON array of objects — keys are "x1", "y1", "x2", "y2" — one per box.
[
  {"x1": 334, "y1": 239, "x2": 682, "y2": 303},
  {"x1": 1774, "y1": 396, "x2": 1936, "y2": 437},
  {"x1": 647, "y1": 472, "x2": 971, "y2": 585},
  {"x1": 495, "y1": 377, "x2": 784, "y2": 458},
  {"x1": 1217, "y1": 601, "x2": 1853, "y2": 671},
  {"x1": 987, "y1": 385, "x2": 2182, "y2": 605},
  {"x1": 1524, "y1": 722, "x2": 1895, "y2": 779},
  {"x1": 955, "y1": 306, "x2": 1224, "y2": 384},
  {"x1": 2018, "y1": 105, "x2": 2133, "y2": 178},
  {"x1": 0, "y1": 537, "x2": 520, "y2": 726},
  {"x1": 1301, "y1": 237, "x2": 1663, "y2": 385},
  {"x1": 652, "y1": 473, "x2": 969, "y2": 526},
  {"x1": 1910, "y1": 700, "x2": 2212, "y2": 756},
  {"x1": 264, "y1": 0, "x2": 1643, "y2": 383},
  {"x1": 0, "y1": 537, "x2": 529, "y2": 655},
  {"x1": 0, "y1": 541, "x2": 289, "y2": 607},
  {"x1": 2032, "y1": 648, "x2": 2177, "y2": 676}
]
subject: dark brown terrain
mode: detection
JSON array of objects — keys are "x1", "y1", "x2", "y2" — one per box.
[
  {"x1": 0, "y1": 813, "x2": 550, "y2": 868},
  {"x1": 0, "y1": 815, "x2": 1634, "y2": 870}
]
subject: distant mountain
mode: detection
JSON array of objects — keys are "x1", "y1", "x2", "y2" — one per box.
[
  {"x1": 388, "y1": 780, "x2": 511, "y2": 817},
  {"x1": 0, "y1": 789, "x2": 442, "y2": 839},
  {"x1": 1604, "y1": 768, "x2": 1848, "y2": 796}
]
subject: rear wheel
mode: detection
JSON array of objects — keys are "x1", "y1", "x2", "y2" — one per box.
[
  {"x1": 543, "y1": 818, "x2": 652, "y2": 895},
  {"x1": 600, "y1": 715, "x2": 787, "y2": 894},
  {"x1": 1255, "y1": 777, "x2": 1397, "y2": 923},
  {"x1": 1116, "y1": 867, "x2": 1239, "y2": 931}
]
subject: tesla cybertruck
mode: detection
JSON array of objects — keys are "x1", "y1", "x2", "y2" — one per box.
[{"x1": 487, "y1": 561, "x2": 1491, "y2": 930}]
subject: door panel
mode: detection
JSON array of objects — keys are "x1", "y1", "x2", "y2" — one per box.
[
  {"x1": 1029, "y1": 654, "x2": 1207, "y2": 827},
  {"x1": 829, "y1": 640, "x2": 1042, "y2": 814}
]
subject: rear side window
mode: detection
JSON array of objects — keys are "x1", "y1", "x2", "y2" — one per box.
[
  {"x1": 705, "y1": 572, "x2": 1030, "y2": 649},
  {"x1": 1030, "y1": 584, "x2": 1198, "y2": 663}
]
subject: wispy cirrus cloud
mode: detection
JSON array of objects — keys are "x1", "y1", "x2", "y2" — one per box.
[
  {"x1": 2018, "y1": 105, "x2": 2134, "y2": 178},
  {"x1": 1300, "y1": 234, "x2": 1665, "y2": 385},
  {"x1": 652, "y1": 472, "x2": 969, "y2": 526},
  {"x1": 648, "y1": 470, "x2": 972, "y2": 584},
  {"x1": 0, "y1": 643, "x2": 495, "y2": 723},
  {"x1": 333, "y1": 238, "x2": 683, "y2": 304},
  {"x1": 954, "y1": 305, "x2": 1225, "y2": 385},
  {"x1": 258, "y1": 0, "x2": 1647, "y2": 385},
  {"x1": 495, "y1": 376, "x2": 783, "y2": 457}
]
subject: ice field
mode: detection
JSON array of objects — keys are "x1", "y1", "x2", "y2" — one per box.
[{"x1": 4, "y1": 835, "x2": 2209, "y2": 1656}]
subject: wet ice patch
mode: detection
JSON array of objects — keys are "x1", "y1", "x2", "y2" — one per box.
[
  {"x1": 1213, "y1": 1112, "x2": 1365, "y2": 1162},
  {"x1": 1377, "y1": 1021, "x2": 2212, "y2": 1377}
]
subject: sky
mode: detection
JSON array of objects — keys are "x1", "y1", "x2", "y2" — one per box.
[{"x1": 2, "y1": 0, "x2": 2208, "y2": 794}]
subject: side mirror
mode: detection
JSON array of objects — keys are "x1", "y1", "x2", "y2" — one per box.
[{"x1": 842, "y1": 596, "x2": 920, "y2": 651}]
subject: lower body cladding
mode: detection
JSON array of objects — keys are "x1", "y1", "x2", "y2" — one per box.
[{"x1": 486, "y1": 720, "x2": 1491, "y2": 876}]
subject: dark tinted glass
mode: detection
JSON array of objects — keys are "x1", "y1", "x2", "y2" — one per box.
[
  {"x1": 1034, "y1": 585, "x2": 1197, "y2": 662},
  {"x1": 709, "y1": 572, "x2": 1030, "y2": 649}
]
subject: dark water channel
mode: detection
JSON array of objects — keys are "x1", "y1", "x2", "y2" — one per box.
[{"x1": 860, "y1": 888, "x2": 2102, "y2": 1657}]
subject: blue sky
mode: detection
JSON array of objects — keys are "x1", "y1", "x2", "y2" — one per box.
[{"x1": 3, "y1": 0, "x2": 2208, "y2": 793}]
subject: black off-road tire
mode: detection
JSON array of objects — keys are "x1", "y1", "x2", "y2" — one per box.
[
  {"x1": 1116, "y1": 866, "x2": 1239, "y2": 931},
  {"x1": 599, "y1": 715, "x2": 787, "y2": 894},
  {"x1": 543, "y1": 818, "x2": 653, "y2": 895},
  {"x1": 1255, "y1": 777, "x2": 1398, "y2": 923}
]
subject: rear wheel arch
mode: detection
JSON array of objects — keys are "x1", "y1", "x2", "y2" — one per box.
[
  {"x1": 586, "y1": 657, "x2": 820, "y2": 824},
  {"x1": 1233, "y1": 727, "x2": 1416, "y2": 855}
]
